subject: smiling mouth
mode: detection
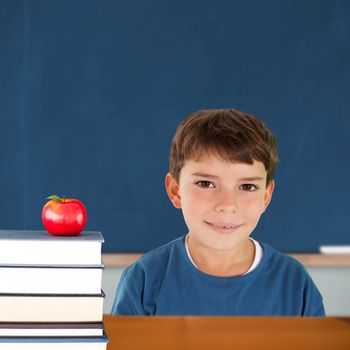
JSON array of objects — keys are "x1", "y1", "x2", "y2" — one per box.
[{"x1": 204, "y1": 221, "x2": 243, "y2": 234}]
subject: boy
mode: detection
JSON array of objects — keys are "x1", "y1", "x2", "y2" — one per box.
[{"x1": 112, "y1": 108, "x2": 325, "y2": 316}]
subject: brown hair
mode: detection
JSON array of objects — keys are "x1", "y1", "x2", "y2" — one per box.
[{"x1": 169, "y1": 108, "x2": 278, "y2": 185}]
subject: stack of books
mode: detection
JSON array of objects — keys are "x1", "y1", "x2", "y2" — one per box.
[{"x1": 0, "y1": 230, "x2": 108, "y2": 349}]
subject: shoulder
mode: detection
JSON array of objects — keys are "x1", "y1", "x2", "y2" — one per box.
[
  {"x1": 257, "y1": 242, "x2": 325, "y2": 316},
  {"x1": 259, "y1": 241, "x2": 312, "y2": 282},
  {"x1": 261, "y1": 241, "x2": 305, "y2": 270},
  {"x1": 122, "y1": 235, "x2": 185, "y2": 278},
  {"x1": 259, "y1": 241, "x2": 323, "y2": 295},
  {"x1": 113, "y1": 238, "x2": 184, "y2": 316}
]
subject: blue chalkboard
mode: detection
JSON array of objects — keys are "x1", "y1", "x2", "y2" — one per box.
[{"x1": 1, "y1": 0, "x2": 349, "y2": 253}]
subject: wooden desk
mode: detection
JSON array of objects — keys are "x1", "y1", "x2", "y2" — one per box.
[{"x1": 104, "y1": 316, "x2": 350, "y2": 350}]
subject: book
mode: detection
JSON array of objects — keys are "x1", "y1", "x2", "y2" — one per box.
[
  {"x1": 320, "y1": 245, "x2": 350, "y2": 254},
  {"x1": 0, "y1": 230, "x2": 104, "y2": 265},
  {"x1": 0, "y1": 265, "x2": 103, "y2": 294},
  {"x1": 0, "y1": 333, "x2": 108, "y2": 350},
  {"x1": 0, "y1": 292, "x2": 105, "y2": 322},
  {"x1": 0, "y1": 322, "x2": 104, "y2": 337}
]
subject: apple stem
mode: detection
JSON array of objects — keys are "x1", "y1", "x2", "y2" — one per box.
[{"x1": 47, "y1": 195, "x2": 63, "y2": 202}]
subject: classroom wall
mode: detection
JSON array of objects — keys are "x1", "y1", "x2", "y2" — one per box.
[
  {"x1": 102, "y1": 267, "x2": 350, "y2": 316},
  {"x1": 2, "y1": 0, "x2": 350, "y2": 254}
]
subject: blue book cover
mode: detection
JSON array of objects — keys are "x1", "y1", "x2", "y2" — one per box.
[{"x1": 0, "y1": 230, "x2": 104, "y2": 242}]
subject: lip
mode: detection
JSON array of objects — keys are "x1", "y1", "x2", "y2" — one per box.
[{"x1": 205, "y1": 221, "x2": 243, "y2": 234}]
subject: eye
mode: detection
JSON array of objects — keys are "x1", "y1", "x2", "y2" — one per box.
[
  {"x1": 240, "y1": 184, "x2": 259, "y2": 192},
  {"x1": 195, "y1": 181, "x2": 215, "y2": 188}
]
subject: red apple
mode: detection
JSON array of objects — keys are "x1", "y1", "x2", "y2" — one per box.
[{"x1": 42, "y1": 195, "x2": 87, "y2": 236}]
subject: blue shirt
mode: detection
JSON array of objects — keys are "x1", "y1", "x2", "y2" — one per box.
[{"x1": 112, "y1": 236, "x2": 325, "y2": 316}]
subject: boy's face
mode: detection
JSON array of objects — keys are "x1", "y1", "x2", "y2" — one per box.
[{"x1": 165, "y1": 153, "x2": 274, "y2": 251}]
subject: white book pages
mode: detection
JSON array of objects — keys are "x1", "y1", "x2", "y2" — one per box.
[
  {"x1": 0, "y1": 231, "x2": 103, "y2": 265},
  {"x1": 0, "y1": 293, "x2": 104, "y2": 322},
  {"x1": 0, "y1": 266, "x2": 103, "y2": 294}
]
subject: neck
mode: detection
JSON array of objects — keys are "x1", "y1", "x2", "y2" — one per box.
[{"x1": 187, "y1": 235, "x2": 255, "y2": 277}]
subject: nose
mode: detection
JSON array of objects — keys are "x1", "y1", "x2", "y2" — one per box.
[{"x1": 213, "y1": 190, "x2": 239, "y2": 213}]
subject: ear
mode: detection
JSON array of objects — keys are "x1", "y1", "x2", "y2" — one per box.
[
  {"x1": 262, "y1": 180, "x2": 275, "y2": 213},
  {"x1": 165, "y1": 173, "x2": 181, "y2": 209}
]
